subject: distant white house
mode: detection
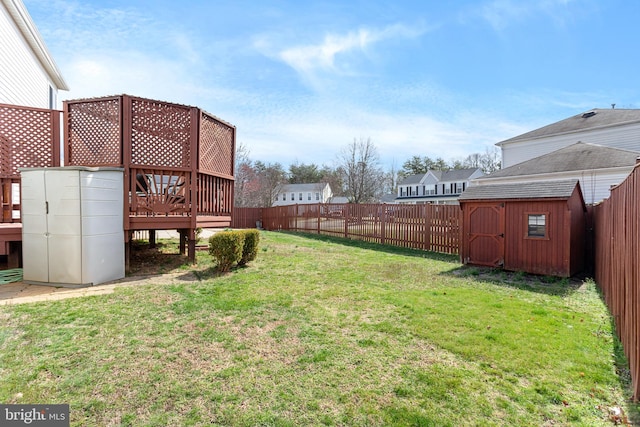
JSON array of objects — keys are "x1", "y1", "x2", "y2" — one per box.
[
  {"x1": 0, "y1": 0, "x2": 68, "y2": 108},
  {"x1": 395, "y1": 168, "x2": 484, "y2": 205},
  {"x1": 273, "y1": 183, "x2": 333, "y2": 206}
]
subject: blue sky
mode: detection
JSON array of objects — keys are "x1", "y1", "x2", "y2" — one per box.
[{"x1": 24, "y1": 0, "x2": 640, "y2": 169}]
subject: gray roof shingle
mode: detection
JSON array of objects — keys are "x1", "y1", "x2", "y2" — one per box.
[
  {"x1": 482, "y1": 142, "x2": 639, "y2": 179},
  {"x1": 399, "y1": 168, "x2": 481, "y2": 185},
  {"x1": 498, "y1": 109, "x2": 640, "y2": 145},
  {"x1": 459, "y1": 180, "x2": 580, "y2": 201}
]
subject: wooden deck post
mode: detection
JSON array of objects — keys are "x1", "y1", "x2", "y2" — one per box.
[
  {"x1": 179, "y1": 229, "x2": 186, "y2": 255},
  {"x1": 149, "y1": 229, "x2": 156, "y2": 248},
  {"x1": 188, "y1": 228, "x2": 196, "y2": 264}
]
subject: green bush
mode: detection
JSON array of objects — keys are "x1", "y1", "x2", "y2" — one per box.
[
  {"x1": 239, "y1": 229, "x2": 260, "y2": 266},
  {"x1": 208, "y1": 231, "x2": 245, "y2": 272}
]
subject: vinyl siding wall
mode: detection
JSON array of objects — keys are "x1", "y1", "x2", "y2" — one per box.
[
  {"x1": 0, "y1": 5, "x2": 54, "y2": 108},
  {"x1": 501, "y1": 122, "x2": 640, "y2": 168},
  {"x1": 476, "y1": 168, "x2": 633, "y2": 205}
]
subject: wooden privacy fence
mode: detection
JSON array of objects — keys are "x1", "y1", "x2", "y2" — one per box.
[
  {"x1": 233, "y1": 204, "x2": 461, "y2": 254},
  {"x1": 594, "y1": 163, "x2": 640, "y2": 400}
]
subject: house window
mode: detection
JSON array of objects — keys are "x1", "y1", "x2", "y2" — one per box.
[
  {"x1": 275, "y1": 194, "x2": 279, "y2": 201},
  {"x1": 527, "y1": 214, "x2": 547, "y2": 238},
  {"x1": 308, "y1": 193, "x2": 311, "y2": 200},
  {"x1": 299, "y1": 193, "x2": 303, "y2": 201},
  {"x1": 291, "y1": 193, "x2": 295, "y2": 201},
  {"x1": 316, "y1": 193, "x2": 320, "y2": 200},
  {"x1": 455, "y1": 183, "x2": 464, "y2": 193}
]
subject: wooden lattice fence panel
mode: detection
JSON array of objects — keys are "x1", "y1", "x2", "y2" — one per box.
[
  {"x1": 0, "y1": 104, "x2": 59, "y2": 176},
  {"x1": 131, "y1": 99, "x2": 192, "y2": 168},
  {"x1": 66, "y1": 98, "x2": 121, "y2": 166},
  {"x1": 199, "y1": 112, "x2": 234, "y2": 176}
]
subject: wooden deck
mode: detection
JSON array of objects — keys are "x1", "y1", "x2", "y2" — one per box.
[
  {"x1": 0, "y1": 223, "x2": 22, "y2": 268},
  {"x1": 1, "y1": 96, "x2": 236, "y2": 269}
]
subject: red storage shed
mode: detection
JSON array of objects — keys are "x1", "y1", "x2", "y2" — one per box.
[{"x1": 459, "y1": 180, "x2": 587, "y2": 277}]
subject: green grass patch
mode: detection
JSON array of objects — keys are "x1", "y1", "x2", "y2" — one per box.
[{"x1": 0, "y1": 231, "x2": 637, "y2": 426}]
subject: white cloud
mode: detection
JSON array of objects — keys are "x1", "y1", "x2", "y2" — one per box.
[
  {"x1": 256, "y1": 22, "x2": 427, "y2": 87},
  {"x1": 479, "y1": 0, "x2": 577, "y2": 31}
]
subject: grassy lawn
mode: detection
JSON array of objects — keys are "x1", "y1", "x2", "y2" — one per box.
[{"x1": 0, "y1": 231, "x2": 637, "y2": 426}]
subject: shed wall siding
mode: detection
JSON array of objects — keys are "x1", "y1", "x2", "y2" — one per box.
[
  {"x1": 504, "y1": 200, "x2": 570, "y2": 276},
  {"x1": 502, "y1": 122, "x2": 640, "y2": 168},
  {"x1": 0, "y1": 6, "x2": 52, "y2": 108}
]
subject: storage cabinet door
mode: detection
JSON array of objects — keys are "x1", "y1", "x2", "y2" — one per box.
[
  {"x1": 21, "y1": 170, "x2": 49, "y2": 282},
  {"x1": 44, "y1": 170, "x2": 82, "y2": 284}
]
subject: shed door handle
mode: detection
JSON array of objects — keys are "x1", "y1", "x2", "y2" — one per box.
[{"x1": 45, "y1": 201, "x2": 49, "y2": 214}]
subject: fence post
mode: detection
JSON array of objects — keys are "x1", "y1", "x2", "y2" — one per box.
[
  {"x1": 380, "y1": 205, "x2": 386, "y2": 246},
  {"x1": 344, "y1": 204, "x2": 349, "y2": 239},
  {"x1": 317, "y1": 203, "x2": 321, "y2": 234}
]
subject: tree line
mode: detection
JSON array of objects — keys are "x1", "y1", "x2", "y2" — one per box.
[{"x1": 234, "y1": 138, "x2": 501, "y2": 207}]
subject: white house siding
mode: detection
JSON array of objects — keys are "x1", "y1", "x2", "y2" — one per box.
[
  {"x1": 0, "y1": 3, "x2": 57, "y2": 108},
  {"x1": 476, "y1": 167, "x2": 633, "y2": 205},
  {"x1": 272, "y1": 184, "x2": 333, "y2": 206},
  {"x1": 501, "y1": 122, "x2": 640, "y2": 168}
]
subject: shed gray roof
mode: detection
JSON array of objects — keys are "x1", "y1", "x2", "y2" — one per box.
[
  {"x1": 498, "y1": 109, "x2": 640, "y2": 145},
  {"x1": 459, "y1": 180, "x2": 580, "y2": 201},
  {"x1": 482, "y1": 142, "x2": 639, "y2": 179}
]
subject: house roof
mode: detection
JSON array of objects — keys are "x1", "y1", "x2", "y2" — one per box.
[
  {"x1": 480, "y1": 142, "x2": 639, "y2": 179},
  {"x1": 399, "y1": 168, "x2": 482, "y2": 185},
  {"x1": 3, "y1": 0, "x2": 68, "y2": 90},
  {"x1": 459, "y1": 179, "x2": 581, "y2": 202},
  {"x1": 440, "y1": 168, "x2": 482, "y2": 181},
  {"x1": 399, "y1": 174, "x2": 424, "y2": 185},
  {"x1": 498, "y1": 108, "x2": 640, "y2": 145},
  {"x1": 278, "y1": 183, "x2": 329, "y2": 192}
]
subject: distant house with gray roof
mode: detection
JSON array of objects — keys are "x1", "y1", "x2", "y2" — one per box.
[
  {"x1": 273, "y1": 183, "x2": 332, "y2": 206},
  {"x1": 498, "y1": 108, "x2": 640, "y2": 168},
  {"x1": 395, "y1": 168, "x2": 484, "y2": 205},
  {"x1": 484, "y1": 108, "x2": 640, "y2": 204},
  {"x1": 475, "y1": 142, "x2": 639, "y2": 204}
]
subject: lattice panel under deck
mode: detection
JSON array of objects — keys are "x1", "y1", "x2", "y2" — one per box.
[
  {"x1": 0, "y1": 105, "x2": 55, "y2": 176},
  {"x1": 199, "y1": 113, "x2": 234, "y2": 176},
  {"x1": 67, "y1": 99, "x2": 122, "y2": 166},
  {"x1": 131, "y1": 99, "x2": 191, "y2": 168}
]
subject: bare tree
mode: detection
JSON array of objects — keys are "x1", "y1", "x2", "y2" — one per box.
[
  {"x1": 337, "y1": 137, "x2": 385, "y2": 203},
  {"x1": 234, "y1": 142, "x2": 254, "y2": 207},
  {"x1": 254, "y1": 161, "x2": 287, "y2": 207},
  {"x1": 460, "y1": 147, "x2": 501, "y2": 173}
]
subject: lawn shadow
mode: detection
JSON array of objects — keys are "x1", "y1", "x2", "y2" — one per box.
[
  {"x1": 285, "y1": 231, "x2": 460, "y2": 263},
  {"x1": 443, "y1": 264, "x2": 585, "y2": 297}
]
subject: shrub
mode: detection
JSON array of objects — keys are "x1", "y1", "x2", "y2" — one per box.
[
  {"x1": 208, "y1": 231, "x2": 244, "y2": 272},
  {"x1": 239, "y1": 229, "x2": 260, "y2": 266}
]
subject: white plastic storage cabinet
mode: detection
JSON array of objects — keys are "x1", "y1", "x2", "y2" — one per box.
[{"x1": 20, "y1": 167, "x2": 125, "y2": 287}]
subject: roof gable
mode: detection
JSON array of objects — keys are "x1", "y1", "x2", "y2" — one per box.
[
  {"x1": 498, "y1": 109, "x2": 640, "y2": 145},
  {"x1": 482, "y1": 142, "x2": 639, "y2": 179}
]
